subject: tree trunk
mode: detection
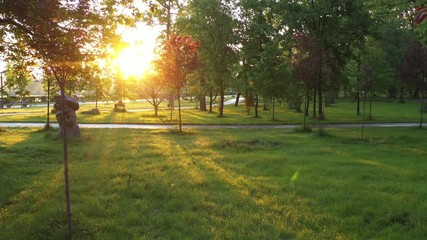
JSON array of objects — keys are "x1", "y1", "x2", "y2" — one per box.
[
  {"x1": 245, "y1": 92, "x2": 254, "y2": 115},
  {"x1": 305, "y1": 93, "x2": 309, "y2": 116},
  {"x1": 219, "y1": 87, "x2": 225, "y2": 117},
  {"x1": 399, "y1": 82, "x2": 405, "y2": 103},
  {"x1": 154, "y1": 104, "x2": 159, "y2": 117},
  {"x1": 356, "y1": 54, "x2": 361, "y2": 116},
  {"x1": 317, "y1": 70, "x2": 324, "y2": 119},
  {"x1": 95, "y1": 92, "x2": 98, "y2": 110},
  {"x1": 263, "y1": 100, "x2": 268, "y2": 111},
  {"x1": 178, "y1": 89, "x2": 182, "y2": 132},
  {"x1": 169, "y1": 93, "x2": 174, "y2": 121},
  {"x1": 313, "y1": 90, "x2": 317, "y2": 117},
  {"x1": 272, "y1": 98, "x2": 275, "y2": 120},
  {"x1": 254, "y1": 95, "x2": 259, "y2": 118},
  {"x1": 209, "y1": 87, "x2": 214, "y2": 113},
  {"x1": 357, "y1": 92, "x2": 360, "y2": 115},
  {"x1": 199, "y1": 94, "x2": 207, "y2": 111},
  {"x1": 235, "y1": 92, "x2": 240, "y2": 107},
  {"x1": 362, "y1": 91, "x2": 367, "y2": 140},
  {"x1": 317, "y1": 48, "x2": 324, "y2": 119},
  {"x1": 388, "y1": 86, "x2": 397, "y2": 98},
  {"x1": 413, "y1": 88, "x2": 420, "y2": 99},
  {"x1": 420, "y1": 93, "x2": 424, "y2": 129},
  {"x1": 327, "y1": 90, "x2": 336, "y2": 105},
  {"x1": 304, "y1": 91, "x2": 308, "y2": 128},
  {"x1": 46, "y1": 79, "x2": 51, "y2": 129},
  {"x1": 318, "y1": 88, "x2": 323, "y2": 119},
  {"x1": 325, "y1": 95, "x2": 328, "y2": 109},
  {"x1": 369, "y1": 92, "x2": 372, "y2": 120}
]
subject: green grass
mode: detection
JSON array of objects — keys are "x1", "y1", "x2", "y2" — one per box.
[
  {"x1": 0, "y1": 98, "x2": 425, "y2": 124},
  {"x1": 1, "y1": 127, "x2": 426, "y2": 239}
]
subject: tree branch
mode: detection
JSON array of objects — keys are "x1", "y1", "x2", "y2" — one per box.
[{"x1": 0, "y1": 18, "x2": 34, "y2": 36}]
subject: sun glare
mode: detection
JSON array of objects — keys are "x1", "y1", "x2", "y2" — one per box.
[{"x1": 114, "y1": 24, "x2": 159, "y2": 79}]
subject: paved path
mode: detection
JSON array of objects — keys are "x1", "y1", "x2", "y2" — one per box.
[{"x1": 0, "y1": 122, "x2": 423, "y2": 129}]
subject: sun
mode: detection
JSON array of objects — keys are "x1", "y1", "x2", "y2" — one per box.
[
  {"x1": 114, "y1": 24, "x2": 159, "y2": 78},
  {"x1": 115, "y1": 44, "x2": 153, "y2": 78}
]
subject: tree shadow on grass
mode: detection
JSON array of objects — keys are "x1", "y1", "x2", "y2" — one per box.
[
  {"x1": 159, "y1": 131, "x2": 299, "y2": 239},
  {"x1": 0, "y1": 128, "x2": 68, "y2": 238}
]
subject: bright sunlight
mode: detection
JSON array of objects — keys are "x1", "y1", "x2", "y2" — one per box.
[{"x1": 114, "y1": 24, "x2": 159, "y2": 78}]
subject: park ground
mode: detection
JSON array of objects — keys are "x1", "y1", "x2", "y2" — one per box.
[
  {"x1": 0, "y1": 126, "x2": 426, "y2": 239},
  {"x1": 0, "y1": 97, "x2": 426, "y2": 126}
]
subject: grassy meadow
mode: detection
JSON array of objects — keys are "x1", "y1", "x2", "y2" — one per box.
[
  {"x1": 0, "y1": 97, "x2": 425, "y2": 125},
  {"x1": 0, "y1": 127, "x2": 426, "y2": 239}
]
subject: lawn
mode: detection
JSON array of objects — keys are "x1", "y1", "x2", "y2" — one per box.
[
  {"x1": 0, "y1": 127, "x2": 426, "y2": 239},
  {"x1": 0, "y1": 98, "x2": 425, "y2": 125}
]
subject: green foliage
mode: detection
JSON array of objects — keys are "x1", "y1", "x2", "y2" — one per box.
[
  {"x1": 285, "y1": 0, "x2": 371, "y2": 116},
  {"x1": 358, "y1": 39, "x2": 394, "y2": 94},
  {"x1": 179, "y1": 0, "x2": 238, "y2": 116},
  {"x1": 237, "y1": 0, "x2": 292, "y2": 108},
  {"x1": 79, "y1": 62, "x2": 114, "y2": 107},
  {"x1": 142, "y1": 0, "x2": 181, "y2": 36},
  {"x1": 374, "y1": 19, "x2": 418, "y2": 99},
  {"x1": 132, "y1": 72, "x2": 167, "y2": 116},
  {"x1": 0, "y1": 0, "x2": 140, "y2": 97},
  {"x1": 4, "y1": 43, "x2": 34, "y2": 102},
  {"x1": 417, "y1": 18, "x2": 427, "y2": 46}
]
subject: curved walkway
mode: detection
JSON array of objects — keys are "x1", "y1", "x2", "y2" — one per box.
[{"x1": 0, "y1": 122, "x2": 423, "y2": 129}]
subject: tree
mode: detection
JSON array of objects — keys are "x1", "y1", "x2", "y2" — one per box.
[
  {"x1": 144, "y1": 0, "x2": 185, "y2": 37},
  {"x1": 39, "y1": 66, "x2": 58, "y2": 129},
  {"x1": 255, "y1": 40, "x2": 291, "y2": 119},
  {"x1": 144, "y1": 0, "x2": 186, "y2": 117},
  {"x1": 414, "y1": 4, "x2": 427, "y2": 126},
  {"x1": 293, "y1": 33, "x2": 321, "y2": 117},
  {"x1": 377, "y1": 21, "x2": 415, "y2": 101},
  {"x1": 134, "y1": 71, "x2": 167, "y2": 117},
  {"x1": 400, "y1": 40, "x2": 427, "y2": 99},
  {"x1": 179, "y1": 0, "x2": 238, "y2": 117},
  {"x1": 237, "y1": 0, "x2": 290, "y2": 119},
  {"x1": 80, "y1": 61, "x2": 113, "y2": 112},
  {"x1": 285, "y1": 0, "x2": 371, "y2": 119},
  {"x1": 366, "y1": 1, "x2": 421, "y2": 101},
  {"x1": 187, "y1": 66, "x2": 210, "y2": 111},
  {"x1": 113, "y1": 75, "x2": 129, "y2": 109},
  {"x1": 1, "y1": 1, "x2": 139, "y2": 238},
  {"x1": 417, "y1": 9, "x2": 427, "y2": 46},
  {"x1": 4, "y1": 47, "x2": 33, "y2": 108},
  {"x1": 358, "y1": 41, "x2": 393, "y2": 120},
  {"x1": 156, "y1": 34, "x2": 199, "y2": 131}
]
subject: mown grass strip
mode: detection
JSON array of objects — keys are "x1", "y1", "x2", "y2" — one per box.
[{"x1": 0, "y1": 127, "x2": 426, "y2": 239}]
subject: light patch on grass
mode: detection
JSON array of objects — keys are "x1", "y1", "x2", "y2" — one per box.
[
  {"x1": 198, "y1": 155, "x2": 251, "y2": 192},
  {"x1": 289, "y1": 168, "x2": 300, "y2": 187},
  {"x1": 358, "y1": 159, "x2": 388, "y2": 168},
  {"x1": 0, "y1": 168, "x2": 63, "y2": 227},
  {"x1": 32, "y1": 169, "x2": 63, "y2": 209},
  {"x1": 0, "y1": 129, "x2": 30, "y2": 147}
]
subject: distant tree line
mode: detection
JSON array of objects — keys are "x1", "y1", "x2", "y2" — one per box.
[{"x1": 1, "y1": 0, "x2": 426, "y2": 121}]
